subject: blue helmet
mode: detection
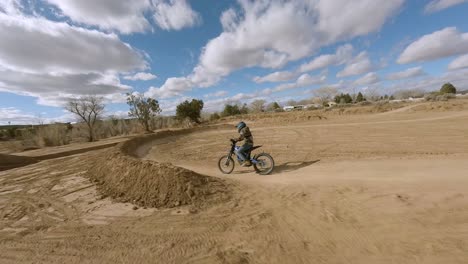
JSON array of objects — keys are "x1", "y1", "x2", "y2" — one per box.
[{"x1": 236, "y1": 121, "x2": 246, "y2": 132}]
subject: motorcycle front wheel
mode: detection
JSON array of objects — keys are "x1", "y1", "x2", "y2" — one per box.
[{"x1": 218, "y1": 155, "x2": 235, "y2": 174}]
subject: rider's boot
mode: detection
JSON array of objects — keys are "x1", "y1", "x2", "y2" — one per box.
[{"x1": 241, "y1": 160, "x2": 252, "y2": 167}]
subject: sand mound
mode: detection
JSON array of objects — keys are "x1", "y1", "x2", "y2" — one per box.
[
  {"x1": 87, "y1": 127, "x2": 233, "y2": 208},
  {"x1": 0, "y1": 153, "x2": 38, "y2": 171}
]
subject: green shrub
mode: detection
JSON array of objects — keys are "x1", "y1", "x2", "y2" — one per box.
[
  {"x1": 266, "y1": 102, "x2": 282, "y2": 112},
  {"x1": 176, "y1": 99, "x2": 204, "y2": 123},
  {"x1": 334, "y1": 93, "x2": 353, "y2": 104},
  {"x1": 425, "y1": 92, "x2": 456, "y2": 101},
  {"x1": 440, "y1": 83, "x2": 456, "y2": 94},
  {"x1": 222, "y1": 104, "x2": 238, "y2": 116},
  {"x1": 356, "y1": 92, "x2": 366, "y2": 102},
  {"x1": 210, "y1": 112, "x2": 221, "y2": 121}
]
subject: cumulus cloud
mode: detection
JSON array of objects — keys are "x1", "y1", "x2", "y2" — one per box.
[
  {"x1": 448, "y1": 54, "x2": 468, "y2": 70},
  {"x1": 253, "y1": 71, "x2": 297, "y2": 83},
  {"x1": 0, "y1": 107, "x2": 75, "y2": 125},
  {"x1": 263, "y1": 72, "x2": 326, "y2": 94},
  {"x1": 299, "y1": 44, "x2": 354, "y2": 73},
  {"x1": 383, "y1": 68, "x2": 468, "y2": 94},
  {"x1": 424, "y1": 0, "x2": 468, "y2": 14},
  {"x1": 170, "y1": 73, "x2": 327, "y2": 113},
  {"x1": 0, "y1": 107, "x2": 36, "y2": 125},
  {"x1": 0, "y1": 70, "x2": 131, "y2": 106},
  {"x1": 386, "y1": 67, "x2": 425, "y2": 80},
  {"x1": 337, "y1": 52, "x2": 374, "y2": 77},
  {"x1": 0, "y1": 14, "x2": 146, "y2": 74},
  {"x1": 193, "y1": 0, "x2": 401, "y2": 84},
  {"x1": 45, "y1": 0, "x2": 201, "y2": 33},
  {"x1": 353, "y1": 72, "x2": 380, "y2": 86},
  {"x1": 203, "y1": 90, "x2": 228, "y2": 98},
  {"x1": 0, "y1": 12, "x2": 146, "y2": 106},
  {"x1": 398, "y1": 27, "x2": 468, "y2": 64},
  {"x1": 152, "y1": 0, "x2": 201, "y2": 30},
  {"x1": 157, "y1": 96, "x2": 191, "y2": 113},
  {"x1": 124, "y1": 72, "x2": 157, "y2": 81},
  {"x1": 145, "y1": 77, "x2": 193, "y2": 99},
  {"x1": 0, "y1": 0, "x2": 23, "y2": 15},
  {"x1": 201, "y1": 92, "x2": 270, "y2": 113},
  {"x1": 154, "y1": 0, "x2": 403, "y2": 97},
  {"x1": 45, "y1": 0, "x2": 152, "y2": 34}
]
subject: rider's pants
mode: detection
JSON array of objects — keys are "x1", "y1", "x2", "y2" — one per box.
[{"x1": 236, "y1": 144, "x2": 252, "y2": 162}]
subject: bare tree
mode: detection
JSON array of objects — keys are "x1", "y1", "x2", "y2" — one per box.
[
  {"x1": 249, "y1": 99, "x2": 266, "y2": 113},
  {"x1": 286, "y1": 99, "x2": 298, "y2": 106},
  {"x1": 65, "y1": 96, "x2": 105, "y2": 142},
  {"x1": 392, "y1": 88, "x2": 425, "y2": 100},
  {"x1": 313, "y1": 87, "x2": 338, "y2": 104},
  {"x1": 126, "y1": 93, "x2": 161, "y2": 133},
  {"x1": 364, "y1": 88, "x2": 382, "y2": 101},
  {"x1": 266, "y1": 101, "x2": 282, "y2": 112}
]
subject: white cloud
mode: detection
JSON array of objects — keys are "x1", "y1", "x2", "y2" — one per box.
[
  {"x1": 0, "y1": 107, "x2": 75, "y2": 125},
  {"x1": 0, "y1": 0, "x2": 22, "y2": 15},
  {"x1": 383, "y1": 68, "x2": 468, "y2": 94},
  {"x1": 353, "y1": 72, "x2": 380, "y2": 86},
  {"x1": 152, "y1": 0, "x2": 201, "y2": 30},
  {"x1": 0, "y1": 107, "x2": 36, "y2": 125},
  {"x1": 155, "y1": 0, "x2": 403, "y2": 97},
  {"x1": 124, "y1": 72, "x2": 157, "y2": 81},
  {"x1": 157, "y1": 96, "x2": 191, "y2": 114},
  {"x1": 0, "y1": 70, "x2": 131, "y2": 106},
  {"x1": 263, "y1": 72, "x2": 326, "y2": 94},
  {"x1": 203, "y1": 90, "x2": 228, "y2": 98},
  {"x1": 0, "y1": 12, "x2": 147, "y2": 106},
  {"x1": 105, "y1": 110, "x2": 129, "y2": 119},
  {"x1": 230, "y1": 93, "x2": 257, "y2": 101},
  {"x1": 44, "y1": 0, "x2": 201, "y2": 33},
  {"x1": 0, "y1": 14, "x2": 146, "y2": 74},
  {"x1": 45, "y1": 0, "x2": 152, "y2": 34},
  {"x1": 398, "y1": 27, "x2": 468, "y2": 64},
  {"x1": 253, "y1": 71, "x2": 297, "y2": 83},
  {"x1": 337, "y1": 52, "x2": 374, "y2": 77},
  {"x1": 299, "y1": 44, "x2": 354, "y2": 73},
  {"x1": 448, "y1": 54, "x2": 468, "y2": 70},
  {"x1": 424, "y1": 0, "x2": 468, "y2": 14},
  {"x1": 145, "y1": 77, "x2": 193, "y2": 99},
  {"x1": 386, "y1": 66, "x2": 425, "y2": 80},
  {"x1": 201, "y1": 92, "x2": 268, "y2": 113}
]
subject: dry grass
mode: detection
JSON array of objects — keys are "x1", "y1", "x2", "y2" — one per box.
[
  {"x1": 21, "y1": 124, "x2": 72, "y2": 149},
  {"x1": 0, "y1": 140, "x2": 23, "y2": 154},
  {"x1": 0, "y1": 116, "x2": 183, "y2": 153},
  {"x1": 210, "y1": 100, "x2": 411, "y2": 125}
]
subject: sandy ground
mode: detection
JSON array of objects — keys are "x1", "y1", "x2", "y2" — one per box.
[{"x1": 1, "y1": 101, "x2": 468, "y2": 263}]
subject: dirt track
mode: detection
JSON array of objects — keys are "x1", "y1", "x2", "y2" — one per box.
[{"x1": 1, "y1": 103, "x2": 468, "y2": 263}]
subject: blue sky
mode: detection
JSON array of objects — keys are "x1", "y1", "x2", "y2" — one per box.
[{"x1": 1, "y1": 0, "x2": 468, "y2": 124}]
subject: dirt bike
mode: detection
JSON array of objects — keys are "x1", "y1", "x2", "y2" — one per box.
[{"x1": 218, "y1": 139, "x2": 275, "y2": 175}]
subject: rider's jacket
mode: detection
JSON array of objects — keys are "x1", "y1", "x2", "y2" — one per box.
[{"x1": 236, "y1": 126, "x2": 254, "y2": 145}]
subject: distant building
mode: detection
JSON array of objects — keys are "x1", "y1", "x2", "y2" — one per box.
[
  {"x1": 408, "y1": 97, "x2": 424, "y2": 102},
  {"x1": 304, "y1": 104, "x2": 322, "y2": 109},
  {"x1": 283, "y1": 106, "x2": 295, "y2": 111}
]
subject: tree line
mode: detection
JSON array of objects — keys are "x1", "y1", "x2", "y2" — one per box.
[{"x1": 63, "y1": 82, "x2": 459, "y2": 142}]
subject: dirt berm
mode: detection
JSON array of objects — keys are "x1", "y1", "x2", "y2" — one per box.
[
  {"x1": 0, "y1": 153, "x2": 38, "y2": 171},
  {"x1": 87, "y1": 126, "x2": 234, "y2": 209}
]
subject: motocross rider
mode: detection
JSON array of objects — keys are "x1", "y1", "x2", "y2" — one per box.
[{"x1": 232, "y1": 121, "x2": 254, "y2": 167}]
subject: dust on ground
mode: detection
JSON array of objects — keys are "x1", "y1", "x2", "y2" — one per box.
[{"x1": 1, "y1": 99, "x2": 468, "y2": 263}]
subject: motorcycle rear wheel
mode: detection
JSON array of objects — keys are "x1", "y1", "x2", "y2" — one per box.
[{"x1": 253, "y1": 153, "x2": 275, "y2": 175}]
